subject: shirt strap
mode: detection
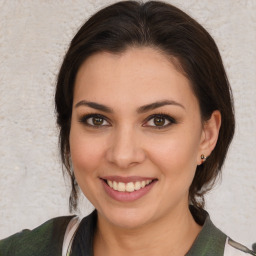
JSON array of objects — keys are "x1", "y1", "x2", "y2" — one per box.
[
  {"x1": 62, "y1": 216, "x2": 81, "y2": 256},
  {"x1": 224, "y1": 237, "x2": 256, "y2": 256}
]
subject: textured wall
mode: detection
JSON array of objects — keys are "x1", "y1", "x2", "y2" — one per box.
[{"x1": 0, "y1": 0, "x2": 255, "y2": 248}]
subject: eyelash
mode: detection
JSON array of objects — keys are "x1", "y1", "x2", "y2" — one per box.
[
  {"x1": 143, "y1": 113, "x2": 177, "y2": 129},
  {"x1": 79, "y1": 113, "x2": 111, "y2": 129},
  {"x1": 78, "y1": 112, "x2": 177, "y2": 129}
]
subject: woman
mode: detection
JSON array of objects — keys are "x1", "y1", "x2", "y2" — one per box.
[{"x1": 0, "y1": 1, "x2": 255, "y2": 255}]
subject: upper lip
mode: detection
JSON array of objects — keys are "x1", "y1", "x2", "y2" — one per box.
[{"x1": 100, "y1": 176, "x2": 157, "y2": 183}]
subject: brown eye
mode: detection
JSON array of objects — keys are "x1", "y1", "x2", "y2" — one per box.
[
  {"x1": 143, "y1": 114, "x2": 176, "y2": 129},
  {"x1": 92, "y1": 117, "x2": 104, "y2": 126},
  {"x1": 79, "y1": 114, "x2": 110, "y2": 128},
  {"x1": 153, "y1": 117, "x2": 165, "y2": 126}
]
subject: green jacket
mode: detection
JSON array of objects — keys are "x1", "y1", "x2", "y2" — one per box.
[
  {"x1": 1, "y1": 210, "x2": 255, "y2": 256},
  {"x1": 0, "y1": 216, "x2": 74, "y2": 256}
]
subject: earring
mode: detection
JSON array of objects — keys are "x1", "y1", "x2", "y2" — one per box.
[{"x1": 201, "y1": 154, "x2": 207, "y2": 164}]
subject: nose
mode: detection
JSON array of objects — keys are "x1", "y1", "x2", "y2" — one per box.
[{"x1": 105, "y1": 126, "x2": 146, "y2": 169}]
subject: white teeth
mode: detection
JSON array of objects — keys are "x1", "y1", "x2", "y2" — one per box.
[
  {"x1": 107, "y1": 180, "x2": 113, "y2": 187},
  {"x1": 106, "y1": 179, "x2": 153, "y2": 192},
  {"x1": 126, "y1": 182, "x2": 135, "y2": 192},
  {"x1": 134, "y1": 181, "x2": 141, "y2": 190},
  {"x1": 117, "y1": 182, "x2": 126, "y2": 192},
  {"x1": 113, "y1": 181, "x2": 118, "y2": 190}
]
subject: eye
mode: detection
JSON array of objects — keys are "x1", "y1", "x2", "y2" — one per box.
[
  {"x1": 79, "y1": 114, "x2": 110, "y2": 128},
  {"x1": 143, "y1": 114, "x2": 176, "y2": 129}
]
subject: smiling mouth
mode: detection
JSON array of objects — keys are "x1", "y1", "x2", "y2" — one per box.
[{"x1": 103, "y1": 179, "x2": 156, "y2": 192}]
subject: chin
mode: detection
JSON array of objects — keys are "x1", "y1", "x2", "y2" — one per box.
[{"x1": 98, "y1": 206, "x2": 155, "y2": 230}]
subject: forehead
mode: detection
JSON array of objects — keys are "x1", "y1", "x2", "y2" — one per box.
[{"x1": 74, "y1": 47, "x2": 198, "y2": 111}]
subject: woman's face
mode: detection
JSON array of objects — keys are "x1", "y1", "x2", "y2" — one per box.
[{"x1": 70, "y1": 47, "x2": 206, "y2": 229}]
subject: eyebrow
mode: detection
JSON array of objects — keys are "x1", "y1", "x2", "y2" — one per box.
[
  {"x1": 137, "y1": 100, "x2": 185, "y2": 113},
  {"x1": 75, "y1": 100, "x2": 113, "y2": 113},
  {"x1": 75, "y1": 100, "x2": 185, "y2": 113}
]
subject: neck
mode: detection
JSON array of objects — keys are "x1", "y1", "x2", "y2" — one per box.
[{"x1": 93, "y1": 205, "x2": 202, "y2": 256}]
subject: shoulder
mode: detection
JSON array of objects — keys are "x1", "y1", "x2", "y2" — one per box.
[
  {"x1": 187, "y1": 206, "x2": 255, "y2": 256},
  {"x1": 0, "y1": 215, "x2": 75, "y2": 256},
  {"x1": 224, "y1": 237, "x2": 256, "y2": 256}
]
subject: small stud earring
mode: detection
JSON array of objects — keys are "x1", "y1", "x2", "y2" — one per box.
[{"x1": 201, "y1": 154, "x2": 207, "y2": 164}]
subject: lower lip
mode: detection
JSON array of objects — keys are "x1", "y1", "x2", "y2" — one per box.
[{"x1": 101, "y1": 179, "x2": 157, "y2": 202}]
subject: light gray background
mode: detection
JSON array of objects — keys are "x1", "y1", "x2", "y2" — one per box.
[{"x1": 0, "y1": 0, "x2": 255, "y2": 248}]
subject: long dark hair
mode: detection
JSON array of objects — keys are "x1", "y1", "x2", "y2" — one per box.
[{"x1": 55, "y1": 0, "x2": 235, "y2": 212}]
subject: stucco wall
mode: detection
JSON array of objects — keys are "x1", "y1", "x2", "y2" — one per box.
[{"x1": 0, "y1": 0, "x2": 255, "y2": 248}]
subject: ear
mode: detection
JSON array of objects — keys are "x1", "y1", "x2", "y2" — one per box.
[{"x1": 197, "y1": 110, "x2": 221, "y2": 165}]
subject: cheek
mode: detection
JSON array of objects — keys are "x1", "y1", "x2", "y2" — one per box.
[
  {"x1": 69, "y1": 127, "x2": 105, "y2": 176},
  {"x1": 148, "y1": 136, "x2": 199, "y2": 204},
  {"x1": 147, "y1": 131, "x2": 200, "y2": 180},
  {"x1": 69, "y1": 127, "x2": 107, "y2": 204},
  {"x1": 150, "y1": 136, "x2": 199, "y2": 166}
]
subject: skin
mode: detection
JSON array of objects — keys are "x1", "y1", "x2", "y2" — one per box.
[{"x1": 69, "y1": 47, "x2": 221, "y2": 256}]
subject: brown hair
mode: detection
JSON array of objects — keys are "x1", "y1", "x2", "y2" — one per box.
[{"x1": 55, "y1": 1, "x2": 235, "y2": 212}]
